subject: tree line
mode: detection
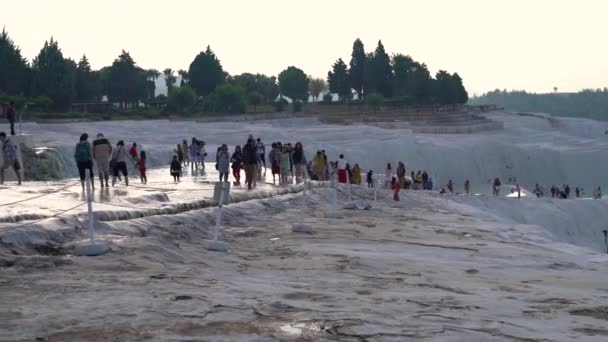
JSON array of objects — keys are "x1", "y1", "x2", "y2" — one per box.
[
  {"x1": 469, "y1": 89, "x2": 608, "y2": 121},
  {"x1": 1, "y1": 29, "x2": 468, "y2": 114}
]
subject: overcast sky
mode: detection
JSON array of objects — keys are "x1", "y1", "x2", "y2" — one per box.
[{"x1": 4, "y1": 0, "x2": 607, "y2": 94}]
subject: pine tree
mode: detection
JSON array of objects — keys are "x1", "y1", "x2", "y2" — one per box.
[
  {"x1": 31, "y1": 38, "x2": 77, "y2": 111},
  {"x1": 0, "y1": 28, "x2": 30, "y2": 96},
  {"x1": 188, "y1": 45, "x2": 225, "y2": 96},
  {"x1": 327, "y1": 58, "x2": 350, "y2": 101},
  {"x1": 348, "y1": 38, "x2": 366, "y2": 99}
]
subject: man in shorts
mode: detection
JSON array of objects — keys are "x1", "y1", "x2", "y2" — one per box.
[
  {"x1": 0, "y1": 131, "x2": 21, "y2": 185},
  {"x1": 92, "y1": 133, "x2": 112, "y2": 187}
]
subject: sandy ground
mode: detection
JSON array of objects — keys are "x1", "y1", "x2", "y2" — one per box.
[{"x1": 1, "y1": 185, "x2": 607, "y2": 341}]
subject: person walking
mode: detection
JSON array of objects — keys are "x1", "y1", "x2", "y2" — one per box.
[
  {"x1": 217, "y1": 144, "x2": 230, "y2": 182},
  {"x1": 111, "y1": 140, "x2": 129, "y2": 187},
  {"x1": 0, "y1": 131, "x2": 21, "y2": 185},
  {"x1": 231, "y1": 145, "x2": 243, "y2": 185},
  {"x1": 129, "y1": 142, "x2": 138, "y2": 165},
  {"x1": 464, "y1": 180, "x2": 470, "y2": 195},
  {"x1": 396, "y1": 162, "x2": 405, "y2": 188},
  {"x1": 138, "y1": 151, "x2": 147, "y2": 184},
  {"x1": 312, "y1": 150, "x2": 325, "y2": 181},
  {"x1": 493, "y1": 177, "x2": 501, "y2": 197},
  {"x1": 243, "y1": 135, "x2": 258, "y2": 190},
  {"x1": 352, "y1": 164, "x2": 362, "y2": 185},
  {"x1": 176, "y1": 143, "x2": 184, "y2": 166},
  {"x1": 189, "y1": 138, "x2": 200, "y2": 174},
  {"x1": 170, "y1": 156, "x2": 182, "y2": 183},
  {"x1": 337, "y1": 155, "x2": 348, "y2": 184},
  {"x1": 92, "y1": 133, "x2": 112, "y2": 188},
  {"x1": 269, "y1": 143, "x2": 281, "y2": 184},
  {"x1": 256, "y1": 138, "x2": 266, "y2": 172},
  {"x1": 292, "y1": 142, "x2": 307, "y2": 183},
  {"x1": 279, "y1": 145, "x2": 291, "y2": 185},
  {"x1": 181, "y1": 139, "x2": 189, "y2": 167},
  {"x1": 74, "y1": 133, "x2": 95, "y2": 191},
  {"x1": 384, "y1": 163, "x2": 393, "y2": 188},
  {"x1": 5, "y1": 101, "x2": 17, "y2": 136}
]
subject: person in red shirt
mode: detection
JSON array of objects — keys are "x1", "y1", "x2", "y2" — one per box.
[{"x1": 129, "y1": 143, "x2": 138, "y2": 158}]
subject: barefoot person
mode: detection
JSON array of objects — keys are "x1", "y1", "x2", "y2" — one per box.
[
  {"x1": 111, "y1": 140, "x2": 129, "y2": 187},
  {"x1": 92, "y1": 133, "x2": 112, "y2": 188},
  {"x1": 0, "y1": 131, "x2": 21, "y2": 185},
  {"x1": 74, "y1": 133, "x2": 94, "y2": 191},
  {"x1": 231, "y1": 145, "x2": 243, "y2": 185},
  {"x1": 242, "y1": 135, "x2": 257, "y2": 190}
]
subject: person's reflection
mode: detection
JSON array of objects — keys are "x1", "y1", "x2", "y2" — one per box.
[{"x1": 99, "y1": 187, "x2": 111, "y2": 202}]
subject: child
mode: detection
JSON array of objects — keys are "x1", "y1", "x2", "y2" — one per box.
[
  {"x1": 170, "y1": 155, "x2": 182, "y2": 183},
  {"x1": 138, "y1": 151, "x2": 147, "y2": 184},
  {"x1": 367, "y1": 169, "x2": 374, "y2": 188},
  {"x1": 231, "y1": 145, "x2": 243, "y2": 185},
  {"x1": 217, "y1": 144, "x2": 230, "y2": 182}
]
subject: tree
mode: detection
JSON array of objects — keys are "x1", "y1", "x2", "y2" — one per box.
[
  {"x1": 392, "y1": 54, "x2": 415, "y2": 100},
  {"x1": 75, "y1": 55, "x2": 101, "y2": 102},
  {"x1": 0, "y1": 28, "x2": 30, "y2": 96},
  {"x1": 434, "y1": 70, "x2": 453, "y2": 105},
  {"x1": 278, "y1": 66, "x2": 309, "y2": 102},
  {"x1": 167, "y1": 85, "x2": 196, "y2": 112},
  {"x1": 231, "y1": 73, "x2": 279, "y2": 103},
  {"x1": 366, "y1": 40, "x2": 393, "y2": 98},
  {"x1": 30, "y1": 38, "x2": 77, "y2": 111},
  {"x1": 163, "y1": 68, "x2": 176, "y2": 94},
  {"x1": 145, "y1": 69, "x2": 160, "y2": 100},
  {"x1": 451, "y1": 73, "x2": 468, "y2": 104},
  {"x1": 248, "y1": 91, "x2": 263, "y2": 112},
  {"x1": 106, "y1": 50, "x2": 147, "y2": 108},
  {"x1": 366, "y1": 93, "x2": 384, "y2": 113},
  {"x1": 177, "y1": 69, "x2": 188, "y2": 86},
  {"x1": 327, "y1": 58, "x2": 350, "y2": 101},
  {"x1": 188, "y1": 45, "x2": 225, "y2": 97},
  {"x1": 308, "y1": 77, "x2": 327, "y2": 102},
  {"x1": 349, "y1": 38, "x2": 366, "y2": 99},
  {"x1": 206, "y1": 84, "x2": 246, "y2": 114},
  {"x1": 409, "y1": 62, "x2": 433, "y2": 104}
]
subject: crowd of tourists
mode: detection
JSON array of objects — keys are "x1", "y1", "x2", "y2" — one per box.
[
  {"x1": 0, "y1": 129, "x2": 605, "y2": 202},
  {"x1": 72, "y1": 133, "x2": 147, "y2": 190}
]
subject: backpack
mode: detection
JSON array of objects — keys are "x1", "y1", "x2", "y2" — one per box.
[{"x1": 75, "y1": 142, "x2": 90, "y2": 162}]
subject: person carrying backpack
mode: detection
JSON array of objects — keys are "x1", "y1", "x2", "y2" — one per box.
[{"x1": 74, "y1": 133, "x2": 94, "y2": 191}]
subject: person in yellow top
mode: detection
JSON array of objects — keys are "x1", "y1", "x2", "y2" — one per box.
[
  {"x1": 415, "y1": 170, "x2": 423, "y2": 185},
  {"x1": 312, "y1": 150, "x2": 326, "y2": 180},
  {"x1": 352, "y1": 164, "x2": 362, "y2": 185}
]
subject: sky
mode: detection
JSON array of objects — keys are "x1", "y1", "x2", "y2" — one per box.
[{"x1": 3, "y1": 0, "x2": 607, "y2": 95}]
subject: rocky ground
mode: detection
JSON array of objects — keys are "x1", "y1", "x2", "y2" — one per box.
[{"x1": 1, "y1": 186, "x2": 607, "y2": 341}]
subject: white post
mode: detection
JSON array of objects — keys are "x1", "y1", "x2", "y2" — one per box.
[
  {"x1": 74, "y1": 174, "x2": 110, "y2": 256},
  {"x1": 292, "y1": 172, "x2": 313, "y2": 233},
  {"x1": 347, "y1": 171, "x2": 352, "y2": 202},
  {"x1": 374, "y1": 172, "x2": 378, "y2": 203},
  {"x1": 85, "y1": 174, "x2": 95, "y2": 243},
  {"x1": 213, "y1": 182, "x2": 225, "y2": 241},
  {"x1": 19, "y1": 111, "x2": 22, "y2": 136},
  {"x1": 207, "y1": 181, "x2": 230, "y2": 251}
]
